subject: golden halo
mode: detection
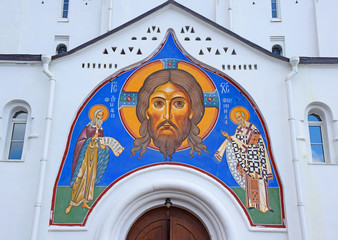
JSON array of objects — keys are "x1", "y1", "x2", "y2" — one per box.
[
  {"x1": 88, "y1": 104, "x2": 109, "y2": 121},
  {"x1": 230, "y1": 106, "x2": 250, "y2": 124}
]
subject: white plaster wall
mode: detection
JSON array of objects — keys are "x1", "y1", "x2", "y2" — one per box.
[
  {"x1": 109, "y1": 0, "x2": 167, "y2": 29},
  {"x1": 0, "y1": 0, "x2": 104, "y2": 55},
  {"x1": 232, "y1": 1, "x2": 319, "y2": 57},
  {"x1": 0, "y1": 0, "x2": 25, "y2": 53},
  {"x1": 315, "y1": 0, "x2": 338, "y2": 57},
  {"x1": 292, "y1": 64, "x2": 338, "y2": 240},
  {"x1": 0, "y1": 62, "x2": 49, "y2": 239},
  {"x1": 1, "y1": 0, "x2": 338, "y2": 57}
]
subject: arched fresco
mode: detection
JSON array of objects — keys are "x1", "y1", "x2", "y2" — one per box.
[{"x1": 51, "y1": 30, "x2": 285, "y2": 228}]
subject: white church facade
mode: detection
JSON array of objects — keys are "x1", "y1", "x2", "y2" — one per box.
[{"x1": 1, "y1": 1, "x2": 338, "y2": 240}]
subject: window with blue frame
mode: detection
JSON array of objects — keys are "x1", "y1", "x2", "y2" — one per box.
[
  {"x1": 308, "y1": 113, "x2": 326, "y2": 162},
  {"x1": 8, "y1": 110, "x2": 27, "y2": 160},
  {"x1": 62, "y1": 0, "x2": 69, "y2": 19},
  {"x1": 271, "y1": 0, "x2": 278, "y2": 18}
]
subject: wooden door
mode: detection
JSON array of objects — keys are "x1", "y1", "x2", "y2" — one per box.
[{"x1": 127, "y1": 207, "x2": 210, "y2": 240}]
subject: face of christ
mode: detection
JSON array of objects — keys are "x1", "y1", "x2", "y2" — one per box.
[
  {"x1": 146, "y1": 82, "x2": 193, "y2": 158},
  {"x1": 131, "y1": 68, "x2": 208, "y2": 160}
]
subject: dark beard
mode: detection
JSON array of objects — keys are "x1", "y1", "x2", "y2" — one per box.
[{"x1": 149, "y1": 120, "x2": 191, "y2": 161}]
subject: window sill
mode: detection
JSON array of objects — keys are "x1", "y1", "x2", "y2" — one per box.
[
  {"x1": 270, "y1": 18, "x2": 282, "y2": 22},
  {"x1": 0, "y1": 159, "x2": 24, "y2": 162},
  {"x1": 58, "y1": 18, "x2": 69, "y2": 23},
  {"x1": 308, "y1": 162, "x2": 338, "y2": 166}
]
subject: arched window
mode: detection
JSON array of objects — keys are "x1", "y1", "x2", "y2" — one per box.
[
  {"x1": 8, "y1": 110, "x2": 28, "y2": 160},
  {"x1": 308, "y1": 113, "x2": 326, "y2": 162},
  {"x1": 56, "y1": 44, "x2": 67, "y2": 55},
  {"x1": 306, "y1": 105, "x2": 334, "y2": 164},
  {"x1": 272, "y1": 44, "x2": 282, "y2": 56}
]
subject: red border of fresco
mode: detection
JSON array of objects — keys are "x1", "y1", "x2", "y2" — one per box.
[{"x1": 50, "y1": 30, "x2": 285, "y2": 228}]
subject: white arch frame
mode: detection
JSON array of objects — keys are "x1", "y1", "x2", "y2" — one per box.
[
  {"x1": 305, "y1": 102, "x2": 335, "y2": 164},
  {"x1": 94, "y1": 165, "x2": 237, "y2": 239},
  {"x1": 88, "y1": 164, "x2": 287, "y2": 240},
  {"x1": 0, "y1": 100, "x2": 32, "y2": 161}
]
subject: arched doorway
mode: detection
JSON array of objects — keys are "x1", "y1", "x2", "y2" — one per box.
[{"x1": 127, "y1": 206, "x2": 210, "y2": 240}]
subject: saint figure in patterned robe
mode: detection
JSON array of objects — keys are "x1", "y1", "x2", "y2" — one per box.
[
  {"x1": 65, "y1": 106, "x2": 111, "y2": 214},
  {"x1": 215, "y1": 108, "x2": 273, "y2": 212}
]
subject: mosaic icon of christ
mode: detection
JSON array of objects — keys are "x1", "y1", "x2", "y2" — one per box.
[{"x1": 131, "y1": 69, "x2": 208, "y2": 160}]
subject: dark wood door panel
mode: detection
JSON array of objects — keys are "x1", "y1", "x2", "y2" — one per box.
[
  {"x1": 137, "y1": 220, "x2": 168, "y2": 240},
  {"x1": 126, "y1": 207, "x2": 210, "y2": 240}
]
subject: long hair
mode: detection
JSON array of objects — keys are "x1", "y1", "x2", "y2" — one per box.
[{"x1": 131, "y1": 69, "x2": 208, "y2": 159}]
